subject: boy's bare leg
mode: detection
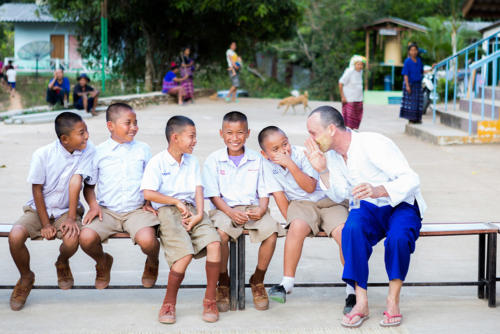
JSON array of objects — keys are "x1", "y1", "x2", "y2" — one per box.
[
  {"x1": 134, "y1": 226, "x2": 160, "y2": 288},
  {"x1": 79, "y1": 228, "x2": 113, "y2": 289},
  {"x1": 217, "y1": 229, "x2": 230, "y2": 277},
  {"x1": 91, "y1": 93, "x2": 99, "y2": 115},
  {"x1": 330, "y1": 223, "x2": 345, "y2": 265},
  {"x1": 283, "y1": 220, "x2": 311, "y2": 277},
  {"x1": 82, "y1": 95, "x2": 88, "y2": 112},
  {"x1": 8, "y1": 226, "x2": 34, "y2": 284},
  {"x1": 256, "y1": 232, "x2": 277, "y2": 273}
]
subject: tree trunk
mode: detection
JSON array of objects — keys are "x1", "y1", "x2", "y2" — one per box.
[{"x1": 143, "y1": 28, "x2": 154, "y2": 92}]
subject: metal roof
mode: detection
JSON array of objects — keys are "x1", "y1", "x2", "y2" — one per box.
[
  {"x1": 479, "y1": 20, "x2": 500, "y2": 33},
  {"x1": 0, "y1": 3, "x2": 57, "y2": 23},
  {"x1": 363, "y1": 17, "x2": 428, "y2": 33}
]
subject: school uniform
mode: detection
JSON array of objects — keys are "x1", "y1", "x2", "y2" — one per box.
[
  {"x1": 140, "y1": 150, "x2": 219, "y2": 267},
  {"x1": 83, "y1": 139, "x2": 159, "y2": 243},
  {"x1": 202, "y1": 147, "x2": 283, "y2": 243},
  {"x1": 321, "y1": 130, "x2": 426, "y2": 290},
  {"x1": 264, "y1": 145, "x2": 348, "y2": 236},
  {"x1": 14, "y1": 140, "x2": 95, "y2": 240}
]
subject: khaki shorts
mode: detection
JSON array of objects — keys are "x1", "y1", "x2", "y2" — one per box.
[
  {"x1": 158, "y1": 204, "x2": 220, "y2": 267},
  {"x1": 210, "y1": 205, "x2": 285, "y2": 243},
  {"x1": 286, "y1": 198, "x2": 349, "y2": 236},
  {"x1": 83, "y1": 206, "x2": 160, "y2": 243},
  {"x1": 14, "y1": 205, "x2": 84, "y2": 240}
]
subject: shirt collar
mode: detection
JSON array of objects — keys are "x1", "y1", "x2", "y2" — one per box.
[
  {"x1": 57, "y1": 140, "x2": 83, "y2": 158},
  {"x1": 165, "y1": 150, "x2": 185, "y2": 166},
  {"x1": 218, "y1": 146, "x2": 256, "y2": 165},
  {"x1": 106, "y1": 138, "x2": 135, "y2": 151}
]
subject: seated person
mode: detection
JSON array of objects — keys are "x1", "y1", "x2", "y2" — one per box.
[
  {"x1": 46, "y1": 69, "x2": 70, "y2": 108},
  {"x1": 73, "y1": 73, "x2": 99, "y2": 116},
  {"x1": 162, "y1": 62, "x2": 188, "y2": 105}
]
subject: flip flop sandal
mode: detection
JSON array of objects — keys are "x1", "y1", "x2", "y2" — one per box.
[
  {"x1": 341, "y1": 313, "x2": 369, "y2": 328},
  {"x1": 379, "y1": 311, "x2": 403, "y2": 327}
]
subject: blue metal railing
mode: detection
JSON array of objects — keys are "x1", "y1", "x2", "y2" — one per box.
[{"x1": 432, "y1": 31, "x2": 500, "y2": 126}]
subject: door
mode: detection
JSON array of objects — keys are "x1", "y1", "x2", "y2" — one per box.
[{"x1": 50, "y1": 35, "x2": 65, "y2": 59}]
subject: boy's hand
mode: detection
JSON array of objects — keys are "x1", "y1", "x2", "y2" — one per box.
[
  {"x1": 228, "y1": 208, "x2": 249, "y2": 225},
  {"x1": 41, "y1": 224, "x2": 57, "y2": 240},
  {"x1": 60, "y1": 218, "x2": 80, "y2": 238},
  {"x1": 246, "y1": 207, "x2": 265, "y2": 221},
  {"x1": 271, "y1": 152, "x2": 294, "y2": 170},
  {"x1": 142, "y1": 203, "x2": 158, "y2": 216},
  {"x1": 175, "y1": 200, "x2": 191, "y2": 219},
  {"x1": 182, "y1": 214, "x2": 202, "y2": 232},
  {"x1": 83, "y1": 205, "x2": 102, "y2": 225}
]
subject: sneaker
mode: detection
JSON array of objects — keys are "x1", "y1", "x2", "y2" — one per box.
[
  {"x1": 268, "y1": 284, "x2": 287, "y2": 304},
  {"x1": 10, "y1": 273, "x2": 35, "y2": 311},
  {"x1": 343, "y1": 294, "x2": 356, "y2": 315},
  {"x1": 95, "y1": 253, "x2": 113, "y2": 289},
  {"x1": 250, "y1": 282, "x2": 269, "y2": 310},
  {"x1": 141, "y1": 258, "x2": 159, "y2": 288},
  {"x1": 55, "y1": 261, "x2": 74, "y2": 290},
  {"x1": 202, "y1": 298, "x2": 219, "y2": 323},
  {"x1": 158, "y1": 302, "x2": 176, "y2": 324},
  {"x1": 216, "y1": 285, "x2": 230, "y2": 312}
]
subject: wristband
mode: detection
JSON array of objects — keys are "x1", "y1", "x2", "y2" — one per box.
[{"x1": 319, "y1": 169, "x2": 329, "y2": 175}]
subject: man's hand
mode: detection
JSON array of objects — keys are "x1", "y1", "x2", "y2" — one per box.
[
  {"x1": 341, "y1": 96, "x2": 347, "y2": 104},
  {"x1": 228, "y1": 208, "x2": 249, "y2": 225},
  {"x1": 182, "y1": 214, "x2": 202, "y2": 232},
  {"x1": 41, "y1": 224, "x2": 57, "y2": 240},
  {"x1": 175, "y1": 200, "x2": 191, "y2": 219},
  {"x1": 246, "y1": 207, "x2": 265, "y2": 221},
  {"x1": 352, "y1": 183, "x2": 387, "y2": 199},
  {"x1": 304, "y1": 137, "x2": 327, "y2": 172},
  {"x1": 271, "y1": 152, "x2": 294, "y2": 169},
  {"x1": 83, "y1": 205, "x2": 102, "y2": 225},
  {"x1": 142, "y1": 202, "x2": 158, "y2": 216},
  {"x1": 60, "y1": 218, "x2": 80, "y2": 238}
]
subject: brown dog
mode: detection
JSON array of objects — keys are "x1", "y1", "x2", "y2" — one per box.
[{"x1": 277, "y1": 91, "x2": 311, "y2": 115}]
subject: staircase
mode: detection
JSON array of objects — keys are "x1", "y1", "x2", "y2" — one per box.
[{"x1": 405, "y1": 32, "x2": 500, "y2": 145}]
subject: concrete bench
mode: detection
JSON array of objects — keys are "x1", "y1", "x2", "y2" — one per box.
[{"x1": 233, "y1": 222, "x2": 498, "y2": 309}]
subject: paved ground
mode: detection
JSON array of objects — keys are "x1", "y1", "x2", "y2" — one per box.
[{"x1": 0, "y1": 97, "x2": 499, "y2": 333}]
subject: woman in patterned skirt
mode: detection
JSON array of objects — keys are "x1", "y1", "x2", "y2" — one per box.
[
  {"x1": 400, "y1": 43, "x2": 424, "y2": 124},
  {"x1": 339, "y1": 55, "x2": 365, "y2": 129}
]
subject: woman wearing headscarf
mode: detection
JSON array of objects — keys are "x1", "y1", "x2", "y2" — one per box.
[
  {"x1": 339, "y1": 55, "x2": 366, "y2": 129},
  {"x1": 400, "y1": 43, "x2": 424, "y2": 124}
]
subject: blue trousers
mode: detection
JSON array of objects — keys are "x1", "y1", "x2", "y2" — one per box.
[{"x1": 342, "y1": 201, "x2": 422, "y2": 289}]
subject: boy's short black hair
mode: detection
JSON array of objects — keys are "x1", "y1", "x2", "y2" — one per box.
[
  {"x1": 106, "y1": 102, "x2": 133, "y2": 122},
  {"x1": 55, "y1": 112, "x2": 83, "y2": 138},
  {"x1": 222, "y1": 111, "x2": 247, "y2": 126},
  {"x1": 165, "y1": 115, "x2": 195, "y2": 143},
  {"x1": 258, "y1": 126, "x2": 286, "y2": 150}
]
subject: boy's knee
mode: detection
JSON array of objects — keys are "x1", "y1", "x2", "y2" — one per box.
[
  {"x1": 217, "y1": 229, "x2": 229, "y2": 242},
  {"x1": 79, "y1": 228, "x2": 99, "y2": 247},
  {"x1": 62, "y1": 234, "x2": 79, "y2": 247},
  {"x1": 265, "y1": 232, "x2": 278, "y2": 243},
  {"x1": 9, "y1": 225, "x2": 28, "y2": 245},
  {"x1": 206, "y1": 241, "x2": 221, "y2": 253},
  {"x1": 288, "y1": 219, "x2": 310, "y2": 237}
]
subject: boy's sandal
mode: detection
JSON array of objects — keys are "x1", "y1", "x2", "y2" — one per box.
[
  {"x1": 379, "y1": 311, "x2": 403, "y2": 327},
  {"x1": 341, "y1": 313, "x2": 369, "y2": 328}
]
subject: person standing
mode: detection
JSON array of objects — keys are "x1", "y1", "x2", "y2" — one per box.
[
  {"x1": 400, "y1": 43, "x2": 424, "y2": 124},
  {"x1": 225, "y1": 42, "x2": 241, "y2": 103},
  {"x1": 6, "y1": 60, "x2": 16, "y2": 96},
  {"x1": 339, "y1": 55, "x2": 365, "y2": 130},
  {"x1": 47, "y1": 69, "x2": 70, "y2": 108},
  {"x1": 179, "y1": 47, "x2": 195, "y2": 103}
]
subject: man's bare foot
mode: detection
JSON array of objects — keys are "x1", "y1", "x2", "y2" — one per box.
[
  {"x1": 381, "y1": 296, "x2": 402, "y2": 326},
  {"x1": 342, "y1": 302, "x2": 369, "y2": 326}
]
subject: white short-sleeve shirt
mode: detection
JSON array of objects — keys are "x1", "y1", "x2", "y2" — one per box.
[
  {"x1": 6, "y1": 68, "x2": 16, "y2": 83},
  {"x1": 202, "y1": 147, "x2": 268, "y2": 207},
  {"x1": 226, "y1": 49, "x2": 236, "y2": 68},
  {"x1": 321, "y1": 130, "x2": 426, "y2": 216},
  {"x1": 263, "y1": 145, "x2": 326, "y2": 202},
  {"x1": 141, "y1": 150, "x2": 201, "y2": 210},
  {"x1": 25, "y1": 140, "x2": 96, "y2": 219},
  {"x1": 88, "y1": 139, "x2": 151, "y2": 213},
  {"x1": 339, "y1": 68, "x2": 363, "y2": 102}
]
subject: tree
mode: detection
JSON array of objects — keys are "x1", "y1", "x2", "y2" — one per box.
[{"x1": 46, "y1": 0, "x2": 301, "y2": 91}]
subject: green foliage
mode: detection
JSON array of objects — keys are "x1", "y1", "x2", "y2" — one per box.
[{"x1": 437, "y1": 77, "x2": 454, "y2": 101}]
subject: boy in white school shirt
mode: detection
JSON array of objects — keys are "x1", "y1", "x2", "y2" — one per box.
[
  {"x1": 142, "y1": 115, "x2": 221, "y2": 324},
  {"x1": 8, "y1": 112, "x2": 95, "y2": 311},
  {"x1": 257, "y1": 126, "x2": 352, "y2": 311},
  {"x1": 79, "y1": 103, "x2": 160, "y2": 290},
  {"x1": 202, "y1": 111, "x2": 283, "y2": 312}
]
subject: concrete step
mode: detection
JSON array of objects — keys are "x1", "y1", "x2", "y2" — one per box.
[
  {"x1": 484, "y1": 86, "x2": 500, "y2": 100},
  {"x1": 3, "y1": 107, "x2": 106, "y2": 125},
  {"x1": 436, "y1": 108, "x2": 493, "y2": 134},
  {"x1": 405, "y1": 120, "x2": 500, "y2": 145},
  {"x1": 459, "y1": 98, "x2": 499, "y2": 118}
]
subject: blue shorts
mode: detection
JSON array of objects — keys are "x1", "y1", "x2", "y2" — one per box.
[{"x1": 8, "y1": 82, "x2": 16, "y2": 89}]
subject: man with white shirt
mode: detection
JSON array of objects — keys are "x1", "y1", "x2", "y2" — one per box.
[{"x1": 305, "y1": 105, "x2": 425, "y2": 328}]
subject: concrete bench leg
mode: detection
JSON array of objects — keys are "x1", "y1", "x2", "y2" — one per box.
[
  {"x1": 486, "y1": 232, "x2": 497, "y2": 307},
  {"x1": 238, "y1": 234, "x2": 246, "y2": 310},
  {"x1": 478, "y1": 234, "x2": 486, "y2": 299},
  {"x1": 230, "y1": 240, "x2": 238, "y2": 311}
]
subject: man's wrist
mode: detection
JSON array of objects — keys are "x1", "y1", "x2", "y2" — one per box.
[{"x1": 319, "y1": 168, "x2": 329, "y2": 175}]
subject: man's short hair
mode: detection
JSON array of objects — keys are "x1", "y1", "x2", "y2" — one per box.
[
  {"x1": 222, "y1": 111, "x2": 247, "y2": 126},
  {"x1": 165, "y1": 115, "x2": 195, "y2": 143},
  {"x1": 106, "y1": 102, "x2": 134, "y2": 122},
  {"x1": 258, "y1": 126, "x2": 286, "y2": 150},
  {"x1": 55, "y1": 112, "x2": 83, "y2": 138},
  {"x1": 309, "y1": 105, "x2": 345, "y2": 130}
]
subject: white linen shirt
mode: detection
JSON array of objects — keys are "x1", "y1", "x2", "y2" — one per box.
[
  {"x1": 339, "y1": 68, "x2": 363, "y2": 102},
  {"x1": 202, "y1": 147, "x2": 268, "y2": 207},
  {"x1": 264, "y1": 145, "x2": 326, "y2": 202},
  {"x1": 87, "y1": 139, "x2": 151, "y2": 213},
  {"x1": 25, "y1": 140, "x2": 96, "y2": 219},
  {"x1": 321, "y1": 131, "x2": 426, "y2": 216},
  {"x1": 141, "y1": 150, "x2": 201, "y2": 210}
]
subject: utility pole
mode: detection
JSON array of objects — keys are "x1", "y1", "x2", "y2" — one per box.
[{"x1": 101, "y1": 0, "x2": 108, "y2": 93}]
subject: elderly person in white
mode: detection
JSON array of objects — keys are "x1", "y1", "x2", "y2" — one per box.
[{"x1": 305, "y1": 105, "x2": 426, "y2": 328}]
